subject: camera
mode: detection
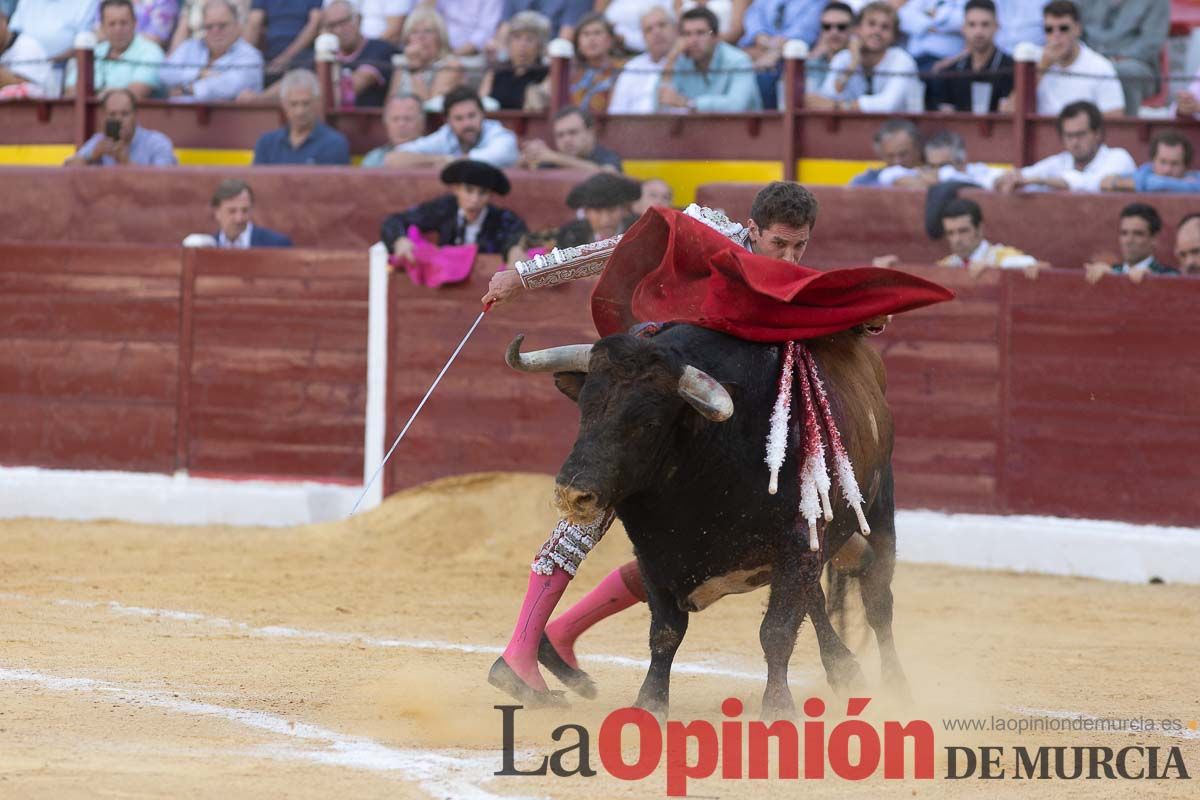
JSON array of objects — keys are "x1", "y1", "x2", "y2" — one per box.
[{"x1": 104, "y1": 119, "x2": 122, "y2": 140}]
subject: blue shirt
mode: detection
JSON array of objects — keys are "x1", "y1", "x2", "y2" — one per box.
[
  {"x1": 670, "y1": 41, "x2": 762, "y2": 112},
  {"x1": 502, "y1": 0, "x2": 593, "y2": 32},
  {"x1": 76, "y1": 126, "x2": 177, "y2": 165},
  {"x1": 899, "y1": 0, "x2": 966, "y2": 60},
  {"x1": 251, "y1": 0, "x2": 323, "y2": 63},
  {"x1": 253, "y1": 122, "x2": 351, "y2": 165},
  {"x1": 397, "y1": 118, "x2": 519, "y2": 168},
  {"x1": 993, "y1": 0, "x2": 1044, "y2": 55},
  {"x1": 1131, "y1": 163, "x2": 1200, "y2": 193},
  {"x1": 160, "y1": 38, "x2": 264, "y2": 102},
  {"x1": 11, "y1": 0, "x2": 99, "y2": 56},
  {"x1": 739, "y1": 0, "x2": 824, "y2": 48}
]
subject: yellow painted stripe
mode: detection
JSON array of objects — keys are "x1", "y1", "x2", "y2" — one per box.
[{"x1": 0, "y1": 146, "x2": 1013, "y2": 196}]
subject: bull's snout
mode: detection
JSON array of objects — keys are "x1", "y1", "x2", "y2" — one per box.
[{"x1": 554, "y1": 484, "x2": 604, "y2": 524}]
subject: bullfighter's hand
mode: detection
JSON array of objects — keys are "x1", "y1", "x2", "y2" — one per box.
[
  {"x1": 482, "y1": 269, "x2": 524, "y2": 307},
  {"x1": 390, "y1": 237, "x2": 414, "y2": 268}
]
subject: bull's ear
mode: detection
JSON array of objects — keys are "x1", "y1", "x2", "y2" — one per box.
[{"x1": 553, "y1": 371, "x2": 586, "y2": 402}]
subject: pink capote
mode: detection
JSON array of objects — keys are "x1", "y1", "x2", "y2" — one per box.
[{"x1": 392, "y1": 225, "x2": 478, "y2": 287}]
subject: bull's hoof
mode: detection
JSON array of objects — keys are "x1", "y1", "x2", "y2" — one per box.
[
  {"x1": 634, "y1": 691, "x2": 669, "y2": 721},
  {"x1": 538, "y1": 634, "x2": 598, "y2": 699},
  {"x1": 488, "y1": 657, "x2": 569, "y2": 708},
  {"x1": 827, "y1": 656, "x2": 868, "y2": 696},
  {"x1": 760, "y1": 688, "x2": 797, "y2": 722}
]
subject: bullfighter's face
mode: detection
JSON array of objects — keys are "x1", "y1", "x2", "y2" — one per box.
[{"x1": 748, "y1": 221, "x2": 811, "y2": 264}]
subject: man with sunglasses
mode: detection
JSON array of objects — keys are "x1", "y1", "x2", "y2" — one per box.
[
  {"x1": 805, "y1": 2, "x2": 855, "y2": 94},
  {"x1": 1035, "y1": 0, "x2": 1123, "y2": 117},
  {"x1": 161, "y1": 0, "x2": 263, "y2": 102}
]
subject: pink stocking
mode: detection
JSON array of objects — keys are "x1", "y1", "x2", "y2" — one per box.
[
  {"x1": 545, "y1": 560, "x2": 647, "y2": 668},
  {"x1": 500, "y1": 567, "x2": 572, "y2": 691}
]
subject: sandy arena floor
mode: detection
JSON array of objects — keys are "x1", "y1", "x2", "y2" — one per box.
[{"x1": 0, "y1": 472, "x2": 1197, "y2": 799}]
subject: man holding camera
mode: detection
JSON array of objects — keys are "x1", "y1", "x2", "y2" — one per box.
[{"x1": 64, "y1": 89, "x2": 177, "y2": 167}]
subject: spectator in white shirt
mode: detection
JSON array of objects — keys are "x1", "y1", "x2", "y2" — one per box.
[
  {"x1": 350, "y1": 0, "x2": 410, "y2": 47},
  {"x1": 994, "y1": 100, "x2": 1134, "y2": 193},
  {"x1": 0, "y1": 7, "x2": 51, "y2": 98},
  {"x1": 807, "y1": 1, "x2": 922, "y2": 113},
  {"x1": 608, "y1": 5, "x2": 675, "y2": 114},
  {"x1": 1036, "y1": 0, "x2": 1124, "y2": 117},
  {"x1": 876, "y1": 129, "x2": 1005, "y2": 189}
]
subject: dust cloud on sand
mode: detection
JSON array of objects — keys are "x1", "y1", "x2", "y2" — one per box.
[{"x1": 0, "y1": 472, "x2": 1196, "y2": 798}]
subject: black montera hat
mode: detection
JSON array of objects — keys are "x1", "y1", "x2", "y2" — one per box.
[
  {"x1": 566, "y1": 172, "x2": 642, "y2": 210},
  {"x1": 439, "y1": 159, "x2": 511, "y2": 195}
]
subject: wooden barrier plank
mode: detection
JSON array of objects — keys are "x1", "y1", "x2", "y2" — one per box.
[
  {"x1": 188, "y1": 439, "x2": 361, "y2": 481},
  {"x1": 0, "y1": 339, "x2": 177, "y2": 402},
  {"x1": 0, "y1": 400, "x2": 176, "y2": 472}
]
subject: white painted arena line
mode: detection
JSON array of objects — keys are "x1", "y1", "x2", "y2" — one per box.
[
  {"x1": 0, "y1": 667, "x2": 531, "y2": 800},
  {"x1": 6, "y1": 592, "x2": 1194, "y2": 746},
  {"x1": 0, "y1": 593, "x2": 770, "y2": 683}
]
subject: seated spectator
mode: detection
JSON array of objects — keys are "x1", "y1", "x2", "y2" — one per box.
[
  {"x1": 162, "y1": 0, "x2": 262, "y2": 101},
  {"x1": 211, "y1": 178, "x2": 293, "y2": 247},
  {"x1": 1084, "y1": 203, "x2": 1177, "y2": 284},
  {"x1": 807, "y1": 1, "x2": 921, "y2": 113},
  {"x1": 1100, "y1": 131, "x2": 1200, "y2": 194},
  {"x1": 11, "y1": 0, "x2": 99, "y2": 60},
  {"x1": 632, "y1": 176, "x2": 673, "y2": 214},
  {"x1": 608, "y1": 5, "x2": 676, "y2": 114},
  {"x1": 380, "y1": 159, "x2": 527, "y2": 257},
  {"x1": 850, "y1": 118, "x2": 922, "y2": 186},
  {"x1": 252, "y1": 69, "x2": 350, "y2": 165},
  {"x1": 1078, "y1": 0, "x2": 1166, "y2": 116},
  {"x1": 1174, "y1": 214, "x2": 1200, "y2": 276},
  {"x1": 603, "y1": 0, "x2": 665, "y2": 51},
  {"x1": 551, "y1": 13, "x2": 623, "y2": 116},
  {"x1": 876, "y1": 129, "x2": 1004, "y2": 189},
  {"x1": 387, "y1": 6, "x2": 464, "y2": 105},
  {"x1": 875, "y1": 197, "x2": 1042, "y2": 277},
  {"x1": 363, "y1": 93, "x2": 425, "y2": 167},
  {"x1": 994, "y1": 101, "x2": 1134, "y2": 193},
  {"x1": 1036, "y1": 0, "x2": 1123, "y2": 117},
  {"x1": 245, "y1": 0, "x2": 322, "y2": 83},
  {"x1": 928, "y1": 0, "x2": 1013, "y2": 113},
  {"x1": 432, "y1": 0, "x2": 502, "y2": 56},
  {"x1": 489, "y1": 0, "x2": 591, "y2": 51},
  {"x1": 322, "y1": 0, "x2": 397, "y2": 108},
  {"x1": 555, "y1": 171, "x2": 642, "y2": 247},
  {"x1": 169, "y1": 0, "x2": 250, "y2": 52},
  {"x1": 993, "y1": 0, "x2": 1043, "y2": 55},
  {"x1": 900, "y1": 0, "x2": 965, "y2": 76},
  {"x1": 739, "y1": 0, "x2": 825, "y2": 109},
  {"x1": 123, "y1": 0, "x2": 180, "y2": 48},
  {"x1": 0, "y1": 7, "x2": 52, "y2": 99},
  {"x1": 519, "y1": 105, "x2": 622, "y2": 172},
  {"x1": 478, "y1": 10, "x2": 550, "y2": 111},
  {"x1": 66, "y1": 0, "x2": 163, "y2": 99},
  {"x1": 673, "y1": 0, "x2": 748, "y2": 45},
  {"x1": 389, "y1": 85, "x2": 519, "y2": 168},
  {"x1": 803, "y1": 2, "x2": 854, "y2": 95},
  {"x1": 658, "y1": 6, "x2": 761, "y2": 112},
  {"x1": 64, "y1": 88, "x2": 177, "y2": 165},
  {"x1": 357, "y1": 0, "x2": 408, "y2": 47}
]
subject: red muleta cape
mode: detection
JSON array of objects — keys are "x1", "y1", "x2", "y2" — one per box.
[{"x1": 591, "y1": 206, "x2": 955, "y2": 342}]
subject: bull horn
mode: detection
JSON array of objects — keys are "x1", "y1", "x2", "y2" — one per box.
[
  {"x1": 678, "y1": 366, "x2": 734, "y2": 422},
  {"x1": 506, "y1": 334, "x2": 593, "y2": 373}
]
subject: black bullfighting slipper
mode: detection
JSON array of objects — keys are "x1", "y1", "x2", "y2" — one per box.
[
  {"x1": 537, "y1": 634, "x2": 598, "y2": 699},
  {"x1": 488, "y1": 657, "x2": 569, "y2": 708}
]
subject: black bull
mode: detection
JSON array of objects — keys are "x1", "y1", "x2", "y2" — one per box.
[{"x1": 508, "y1": 323, "x2": 910, "y2": 718}]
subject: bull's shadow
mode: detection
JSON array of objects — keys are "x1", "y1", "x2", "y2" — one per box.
[{"x1": 509, "y1": 323, "x2": 910, "y2": 719}]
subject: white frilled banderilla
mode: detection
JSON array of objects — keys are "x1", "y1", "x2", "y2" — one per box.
[{"x1": 765, "y1": 341, "x2": 871, "y2": 552}]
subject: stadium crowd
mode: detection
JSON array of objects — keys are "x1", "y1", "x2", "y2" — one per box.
[{"x1": 0, "y1": 0, "x2": 1197, "y2": 279}]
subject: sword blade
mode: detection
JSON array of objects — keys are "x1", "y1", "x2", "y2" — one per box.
[{"x1": 350, "y1": 309, "x2": 488, "y2": 516}]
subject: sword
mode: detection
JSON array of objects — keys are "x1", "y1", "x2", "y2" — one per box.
[{"x1": 350, "y1": 306, "x2": 490, "y2": 515}]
